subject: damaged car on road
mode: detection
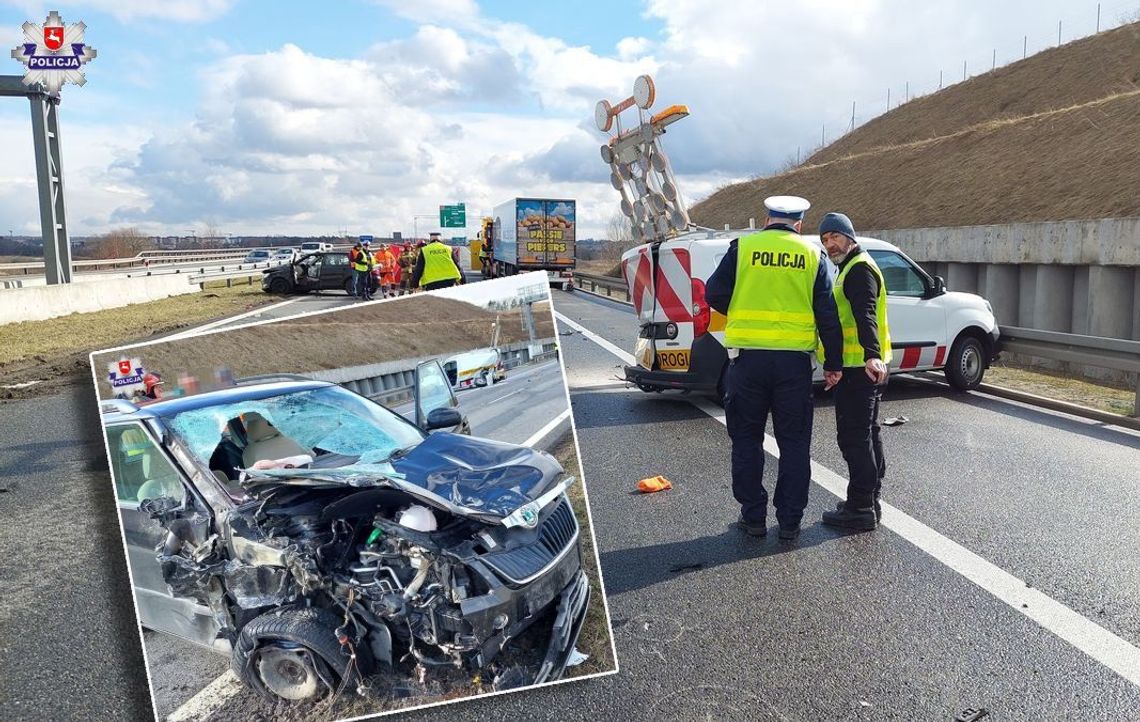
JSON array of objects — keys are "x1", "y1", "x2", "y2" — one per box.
[{"x1": 101, "y1": 360, "x2": 589, "y2": 703}]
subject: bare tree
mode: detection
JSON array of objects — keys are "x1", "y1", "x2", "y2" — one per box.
[
  {"x1": 91, "y1": 227, "x2": 151, "y2": 259},
  {"x1": 606, "y1": 212, "x2": 633, "y2": 245}
]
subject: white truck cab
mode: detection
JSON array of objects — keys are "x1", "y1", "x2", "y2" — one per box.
[{"x1": 619, "y1": 230, "x2": 1000, "y2": 396}]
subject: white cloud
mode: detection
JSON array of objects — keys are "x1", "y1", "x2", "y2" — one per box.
[
  {"x1": 369, "y1": 0, "x2": 481, "y2": 27},
  {"x1": 3, "y1": 0, "x2": 238, "y2": 23},
  {"x1": 5, "y1": 1, "x2": 1121, "y2": 240}
]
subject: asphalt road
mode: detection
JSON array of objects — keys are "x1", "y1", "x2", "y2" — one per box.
[
  {"x1": 400, "y1": 289, "x2": 1140, "y2": 721},
  {"x1": 2, "y1": 286, "x2": 1139, "y2": 720}
]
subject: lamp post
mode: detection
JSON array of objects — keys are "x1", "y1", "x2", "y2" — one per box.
[{"x1": 412, "y1": 214, "x2": 436, "y2": 242}]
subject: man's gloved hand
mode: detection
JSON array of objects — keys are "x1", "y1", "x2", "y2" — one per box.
[{"x1": 864, "y1": 358, "x2": 888, "y2": 384}]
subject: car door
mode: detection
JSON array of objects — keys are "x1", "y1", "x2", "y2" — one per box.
[
  {"x1": 867, "y1": 249, "x2": 946, "y2": 370},
  {"x1": 415, "y1": 359, "x2": 470, "y2": 434},
  {"x1": 106, "y1": 421, "x2": 225, "y2": 650},
  {"x1": 319, "y1": 253, "x2": 351, "y2": 289}
]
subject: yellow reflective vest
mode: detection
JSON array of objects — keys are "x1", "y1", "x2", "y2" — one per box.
[
  {"x1": 724, "y1": 229, "x2": 821, "y2": 351},
  {"x1": 419, "y1": 242, "x2": 462, "y2": 286},
  {"x1": 352, "y1": 249, "x2": 373, "y2": 272},
  {"x1": 830, "y1": 251, "x2": 892, "y2": 367}
]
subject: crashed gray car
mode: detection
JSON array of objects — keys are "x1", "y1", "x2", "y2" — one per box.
[{"x1": 102, "y1": 361, "x2": 588, "y2": 703}]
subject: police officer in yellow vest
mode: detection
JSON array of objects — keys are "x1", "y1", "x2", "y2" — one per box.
[
  {"x1": 352, "y1": 239, "x2": 375, "y2": 300},
  {"x1": 817, "y1": 212, "x2": 892, "y2": 532},
  {"x1": 412, "y1": 234, "x2": 463, "y2": 290},
  {"x1": 706, "y1": 196, "x2": 844, "y2": 542}
]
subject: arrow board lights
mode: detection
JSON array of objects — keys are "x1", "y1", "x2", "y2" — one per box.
[{"x1": 595, "y1": 75, "x2": 689, "y2": 242}]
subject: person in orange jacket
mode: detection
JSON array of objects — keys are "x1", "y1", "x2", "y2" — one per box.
[{"x1": 373, "y1": 243, "x2": 398, "y2": 298}]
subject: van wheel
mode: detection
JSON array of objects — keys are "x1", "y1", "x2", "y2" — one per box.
[
  {"x1": 232, "y1": 607, "x2": 351, "y2": 703},
  {"x1": 945, "y1": 334, "x2": 986, "y2": 391}
]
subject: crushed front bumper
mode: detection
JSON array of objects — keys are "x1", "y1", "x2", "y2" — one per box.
[{"x1": 534, "y1": 569, "x2": 590, "y2": 684}]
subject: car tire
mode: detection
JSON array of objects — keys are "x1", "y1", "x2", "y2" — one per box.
[
  {"x1": 344, "y1": 278, "x2": 355, "y2": 295},
  {"x1": 232, "y1": 607, "x2": 351, "y2": 703},
  {"x1": 945, "y1": 334, "x2": 986, "y2": 391},
  {"x1": 268, "y1": 277, "x2": 291, "y2": 294}
]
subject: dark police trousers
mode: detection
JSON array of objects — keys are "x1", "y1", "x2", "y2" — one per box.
[
  {"x1": 725, "y1": 350, "x2": 814, "y2": 527},
  {"x1": 834, "y1": 369, "x2": 886, "y2": 508}
]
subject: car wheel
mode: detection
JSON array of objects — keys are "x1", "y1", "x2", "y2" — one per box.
[
  {"x1": 268, "y1": 277, "x2": 291, "y2": 294},
  {"x1": 344, "y1": 277, "x2": 355, "y2": 295},
  {"x1": 232, "y1": 607, "x2": 351, "y2": 703},
  {"x1": 945, "y1": 334, "x2": 986, "y2": 391}
]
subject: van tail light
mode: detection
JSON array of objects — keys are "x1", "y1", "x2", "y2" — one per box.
[{"x1": 691, "y1": 277, "x2": 710, "y2": 338}]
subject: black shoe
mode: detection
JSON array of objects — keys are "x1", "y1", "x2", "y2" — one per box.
[
  {"x1": 777, "y1": 523, "x2": 800, "y2": 542},
  {"x1": 735, "y1": 517, "x2": 767, "y2": 537},
  {"x1": 835, "y1": 499, "x2": 882, "y2": 523},
  {"x1": 822, "y1": 506, "x2": 878, "y2": 531}
]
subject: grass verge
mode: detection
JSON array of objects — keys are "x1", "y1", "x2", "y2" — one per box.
[
  {"x1": 0, "y1": 280, "x2": 276, "y2": 399},
  {"x1": 986, "y1": 361, "x2": 1137, "y2": 417},
  {"x1": 552, "y1": 432, "x2": 618, "y2": 679}
]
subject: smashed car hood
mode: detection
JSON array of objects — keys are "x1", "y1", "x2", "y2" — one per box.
[
  {"x1": 388, "y1": 432, "x2": 563, "y2": 517},
  {"x1": 242, "y1": 432, "x2": 564, "y2": 520}
]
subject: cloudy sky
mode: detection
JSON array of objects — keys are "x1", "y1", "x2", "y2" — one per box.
[{"x1": 1, "y1": 0, "x2": 1136, "y2": 240}]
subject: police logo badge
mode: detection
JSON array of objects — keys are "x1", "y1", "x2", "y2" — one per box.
[{"x1": 10, "y1": 11, "x2": 97, "y2": 95}]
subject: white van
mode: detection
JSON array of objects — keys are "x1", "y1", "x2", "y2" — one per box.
[
  {"x1": 443, "y1": 348, "x2": 505, "y2": 390},
  {"x1": 620, "y1": 230, "x2": 1000, "y2": 396},
  {"x1": 299, "y1": 241, "x2": 334, "y2": 254}
]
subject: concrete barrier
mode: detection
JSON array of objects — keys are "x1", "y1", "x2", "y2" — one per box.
[
  {"x1": 0, "y1": 274, "x2": 199, "y2": 324},
  {"x1": 867, "y1": 217, "x2": 1139, "y2": 386}
]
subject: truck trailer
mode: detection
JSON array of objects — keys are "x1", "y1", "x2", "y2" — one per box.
[{"x1": 488, "y1": 198, "x2": 576, "y2": 290}]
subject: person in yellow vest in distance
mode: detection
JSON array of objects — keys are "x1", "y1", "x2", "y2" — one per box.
[
  {"x1": 817, "y1": 212, "x2": 892, "y2": 532},
  {"x1": 411, "y1": 234, "x2": 463, "y2": 291},
  {"x1": 705, "y1": 196, "x2": 844, "y2": 543},
  {"x1": 352, "y1": 240, "x2": 375, "y2": 301}
]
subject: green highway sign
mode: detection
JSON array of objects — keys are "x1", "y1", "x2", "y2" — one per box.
[{"x1": 440, "y1": 203, "x2": 466, "y2": 228}]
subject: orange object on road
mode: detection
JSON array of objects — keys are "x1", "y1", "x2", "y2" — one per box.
[{"x1": 637, "y1": 475, "x2": 673, "y2": 493}]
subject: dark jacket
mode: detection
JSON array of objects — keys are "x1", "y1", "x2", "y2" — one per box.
[
  {"x1": 706, "y1": 224, "x2": 844, "y2": 371},
  {"x1": 834, "y1": 245, "x2": 882, "y2": 364}
]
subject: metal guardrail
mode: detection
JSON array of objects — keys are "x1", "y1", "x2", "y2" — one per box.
[
  {"x1": 0, "y1": 249, "x2": 257, "y2": 275},
  {"x1": 573, "y1": 271, "x2": 631, "y2": 302},
  {"x1": 999, "y1": 326, "x2": 1140, "y2": 416}
]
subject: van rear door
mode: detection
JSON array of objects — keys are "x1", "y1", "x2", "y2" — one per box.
[{"x1": 621, "y1": 242, "x2": 696, "y2": 371}]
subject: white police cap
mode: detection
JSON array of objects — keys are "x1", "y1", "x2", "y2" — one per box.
[{"x1": 764, "y1": 195, "x2": 810, "y2": 220}]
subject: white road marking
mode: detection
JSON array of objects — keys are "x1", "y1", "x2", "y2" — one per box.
[
  {"x1": 523, "y1": 409, "x2": 572, "y2": 448},
  {"x1": 487, "y1": 388, "x2": 525, "y2": 406},
  {"x1": 166, "y1": 670, "x2": 244, "y2": 721},
  {"x1": 560, "y1": 309, "x2": 1140, "y2": 688},
  {"x1": 158, "y1": 297, "x2": 302, "y2": 341}
]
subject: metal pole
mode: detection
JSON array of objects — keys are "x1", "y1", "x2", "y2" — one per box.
[
  {"x1": 939, "y1": 70, "x2": 943, "y2": 89},
  {"x1": 963, "y1": 59, "x2": 967, "y2": 80},
  {"x1": 1135, "y1": 374, "x2": 1140, "y2": 417},
  {"x1": 821, "y1": 123, "x2": 825, "y2": 146},
  {"x1": 992, "y1": 48, "x2": 996, "y2": 70},
  {"x1": 886, "y1": 87, "x2": 890, "y2": 110},
  {"x1": 850, "y1": 100, "x2": 855, "y2": 131},
  {"x1": 1097, "y1": 3, "x2": 1101, "y2": 32},
  {"x1": 1024, "y1": 35, "x2": 1027, "y2": 59},
  {"x1": 28, "y1": 90, "x2": 72, "y2": 284},
  {"x1": 905, "y1": 81, "x2": 909, "y2": 102},
  {"x1": 1058, "y1": 20, "x2": 1062, "y2": 45}
]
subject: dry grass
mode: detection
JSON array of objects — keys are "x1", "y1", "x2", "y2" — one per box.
[
  {"x1": 810, "y1": 22, "x2": 1140, "y2": 164},
  {"x1": 90, "y1": 296, "x2": 555, "y2": 399},
  {"x1": 552, "y1": 434, "x2": 618, "y2": 679},
  {"x1": 691, "y1": 22, "x2": 1140, "y2": 232},
  {"x1": 986, "y1": 361, "x2": 1137, "y2": 417},
  {"x1": 0, "y1": 281, "x2": 276, "y2": 399}
]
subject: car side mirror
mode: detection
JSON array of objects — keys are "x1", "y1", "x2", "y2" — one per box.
[
  {"x1": 930, "y1": 275, "x2": 947, "y2": 298},
  {"x1": 424, "y1": 407, "x2": 463, "y2": 431},
  {"x1": 139, "y1": 495, "x2": 183, "y2": 523}
]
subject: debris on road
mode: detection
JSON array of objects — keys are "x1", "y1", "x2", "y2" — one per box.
[
  {"x1": 637, "y1": 475, "x2": 673, "y2": 493},
  {"x1": 883, "y1": 416, "x2": 909, "y2": 426},
  {"x1": 566, "y1": 648, "x2": 590, "y2": 667}
]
